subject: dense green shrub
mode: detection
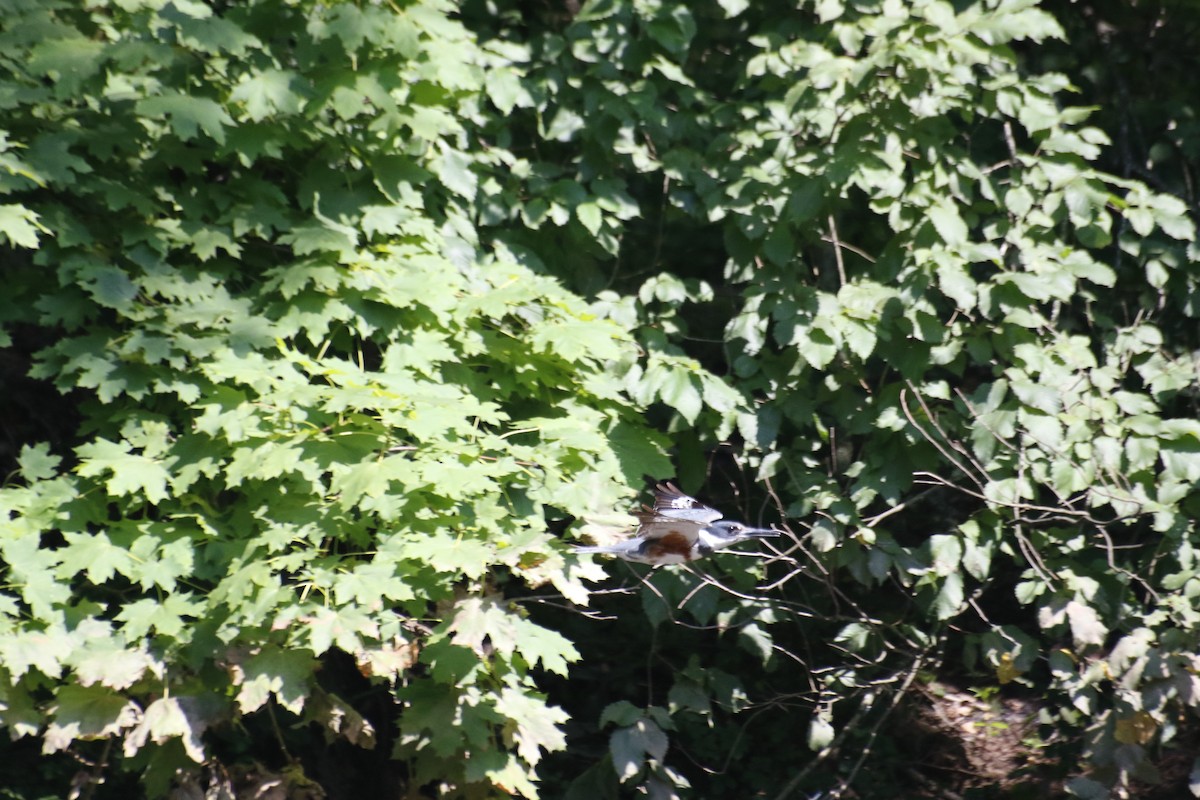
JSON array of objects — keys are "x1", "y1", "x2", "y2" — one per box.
[
  {"x1": 0, "y1": 0, "x2": 675, "y2": 794},
  {"x1": 1, "y1": 0, "x2": 1197, "y2": 798}
]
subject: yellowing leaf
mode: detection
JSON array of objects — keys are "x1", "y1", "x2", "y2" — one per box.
[
  {"x1": 1113, "y1": 711, "x2": 1157, "y2": 745},
  {"x1": 996, "y1": 653, "x2": 1019, "y2": 685}
]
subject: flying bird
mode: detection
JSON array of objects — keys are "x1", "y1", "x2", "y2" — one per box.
[{"x1": 573, "y1": 482, "x2": 779, "y2": 565}]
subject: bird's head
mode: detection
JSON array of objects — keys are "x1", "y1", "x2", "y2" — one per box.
[{"x1": 703, "y1": 520, "x2": 779, "y2": 548}]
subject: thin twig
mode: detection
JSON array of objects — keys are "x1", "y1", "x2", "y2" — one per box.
[
  {"x1": 771, "y1": 697, "x2": 873, "y2": 800},
  {"x1": 818, "y1": 235, "x2": 877, "y2": 264},
  {"x1": 77, "y1": 740, "x2": 112, "y2": 800},
  {"x1": 772, "y1": 646, "x2": 933, "y2": 800},
  {"x1": 267, "y1": 698, "x2": 294, "y2": 762},
  {"x1": 907, "y1": 382, "x2": 991, "y2": 485},
  {"x1": 827, "y1": 214, "x2": 848, "y2": 286},
  {"x1": 900, "y1": 388, "x2": 987, "y2": 492},
  {"x1": 861, "y1": 486, "x2": 942, "y2": 527},
  {"x1": 1002, "y1": 120, "x2": 1019, "y2": 162},
  {"x1": 829, "y1": 653, "x2": 927, "y2": 799}
]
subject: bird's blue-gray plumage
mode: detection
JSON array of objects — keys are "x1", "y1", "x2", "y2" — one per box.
[{"x1": 572, "y1": 482, "x2": 778, "y2": 565}]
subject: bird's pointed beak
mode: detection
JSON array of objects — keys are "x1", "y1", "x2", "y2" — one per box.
[{"x1": 743, "y1": 527, "x2": 780, "y2": 539}]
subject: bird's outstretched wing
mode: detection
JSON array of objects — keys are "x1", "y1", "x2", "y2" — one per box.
[
  {"x1": 647, "y1": 482, "x2": 723, "y2": 524},
  {"x1": 628, "y1": 482, "x2": 722, "y2": 552}
]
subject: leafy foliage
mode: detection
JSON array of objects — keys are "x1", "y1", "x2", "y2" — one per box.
[
  {"x1": 0, "y1": 0, "x2": 665, "y2": 795},
  {"x1": 1, "y1": 0, "x2": 1198, "y2": 798}
]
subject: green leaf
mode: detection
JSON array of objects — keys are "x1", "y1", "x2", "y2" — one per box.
[
  {"x1": 43, "y1": 685, "x2": 140, "y2": 755},
  {"x1": 448, "y1": 597, "x2": 580, "y2": 675},
  {"x1": 646, "y1": 6, "x2": 696, "y2": 56},
  {"x1": 307, "y1": 605, "x2": 377, "y2": 657},
  {"x1": 398, "y1": 531, "x2": 493, "y2": 579},
  {"x1": 837, "y1": 317, "x2": 876, "y2": 360},
  {"x1": 657, "y1": 368, "x2": 703, "y2": 424},
  {"x1": 114, "y1": 593, "x2": 203, "y2": 639},
  {"x1": 610, "y1": 718, "x2": 668, "y2": 782},
  {"x1": 230, "y1": 69, "x2": 304, "y2": 121},
  {"x1": 56, "y1": 530, "x2": 135, "y2": 584},
  {"x1": 17, "y1": 442, "x2": 60, "y2": 481},
  {"x1": 607, "y1": 421, "x2": 673, "y2": 485},
  {"x1": 545, "y1": 108, "x2": 585, "y2": 141},
  {"x1": 807, "y1": 709, "x2": 835, "y2": 751},
  {"x1": 738, "y1": 623, "x2": 774, "y2": 664},
  {"x1": 437, "y1": 148, "x2": 478, "y2": 200},
  {"x1": 81, "y1": 265, "x2": 139, "y2": 309},
  {"x1": 135, "y1": 93, "x2": 234, "y2": 144},
  {"x1": 809, "y1": 519, "x2": 839, "y2": 552},
  {"x1": 796, "y1": 326, "x2": 837, "y2": 370},
  {"x1": 928, "y1": 534, "x2": 963, "y2": 577},
  {"x1": 1006, "y1": 186, "x2": 1034, "y2": 216},
  {"x1": 961, "y1": 537, "x2": 994, "y2": 582},
  {"x1": 668, "y1": 681, "x2": 711, "y2": 716},
  {"x1": 928, "y1": 199, "x2": 968, "y2": 245},
  {"x1": 495, "y1": 686, "x2": 569, "y2": 766},
  {"x1": 934, "y1": 572, "x2": 964, "y2": 620},
  {"x1": 530, "y1": 317, "x2": 624, "y2": 363},
  {"x1": 130, "y1": 533, "x2": 195, "y2": 591},
  {"x1": 0, "y1": 683, "x2": 41, "y2": 739},
  {"x1": 577, "y1": 201, "x2": 603, "y2": 235},
  {"x1": 234, "y1": 646, "x2": 314, "y2": 714},
  {"x1": 1065, "y1": 600, "x2": 1106, "y2": 649},
  {"x1": 0, "y1": 627, "x2": 72, "y2": 681},
  {"x1": 834, "y1": 622, "x2": 874, "y2": 653},
  {"x1": 76, "y1": 438, "x2": 172, "y2": 503},
  {"x1": 71, "y1": 636, "x2": 156, "y2": 691},
  {"x1": 124, "y1": 697, "x2": 208, "y2": 762},
  {"x1": 763, "y1": 224, "x2": 794, "y2": 266},
  {"x1": 936, "y1": 262, "x2": 977, "y2": 309},
  {"x1": 716, "y1": 0, "x2": 750, "y2": 17},
  {"x1": 510, "y1": 619, "x2": 580, "y2": 677},
  {"x1": 0, "y1": 204, "x2": 42, "y2": 248},
  {"x1": 485, "y1": 68, "x2": 523, "y2": 115},
  {"x1": 599, "y1": 701, "x2": 644, "y2": 729}
]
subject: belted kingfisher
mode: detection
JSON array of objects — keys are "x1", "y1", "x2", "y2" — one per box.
[{"x1": 572, "y1": 482, "x2": 779, "y2": 565}]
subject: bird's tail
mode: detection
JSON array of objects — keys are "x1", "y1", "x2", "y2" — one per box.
[{"x1": 571, "y1": 544, "x2": 616, "y2": 554}]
